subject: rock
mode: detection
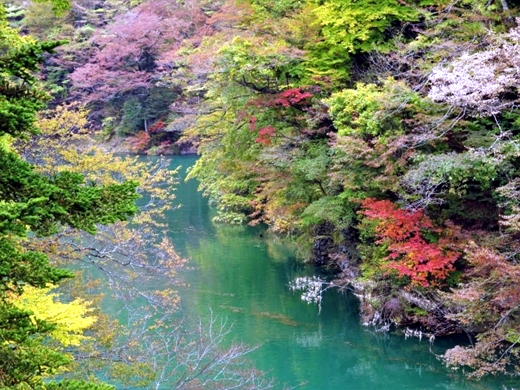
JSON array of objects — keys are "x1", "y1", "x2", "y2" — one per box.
[{"x1": 313, "y1": 236, "x2": 334, "y2": 266}]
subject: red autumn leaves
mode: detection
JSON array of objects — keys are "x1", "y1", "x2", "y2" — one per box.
[
  {"x1": 247, "y1": 88, "x2": 313, "y2": 145},
  {"x1": 361, "y1": 198, "x2": 460, "y2": 287}
]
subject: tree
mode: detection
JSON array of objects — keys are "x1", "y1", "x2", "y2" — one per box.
[
  {"x1": 0, "y1": 10, "x2": 61, "y2": 138},
  {"x1": 102, "y1": 313, "x2": 278, "y2": 390},
  {"x1": 442, "y1": 245, "x2": 520, "y2": 378},
  {"x1": 0, "y1": 4, "x2": 139, "y2": 388},
  {"x1": 300, "y1": 0, "x2": 418, "y2": 85},
  {"x1": 428, "y1": 20, "x2": 520, "y2": 116},
  {"x1": 359, "y1": 198, "x2": 460, "y2": 287},
  {"x1": 13, "y1": 101, "x2": 282, "y2": 389},
  {"x1": 311, "y1": 0, "x2": 418, "y2": 53},
  {"x1": 16, "y1": 103, "x2": 181, "y2": 311},
  {"x1": 10, "y1": 285, "x2": 97, "y2": 347},
  {"x1": 69, "y1": 0, "x2": 206, "y2": 131}
]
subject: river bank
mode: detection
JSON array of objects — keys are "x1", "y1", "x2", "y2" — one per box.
[{"x1": 161, "y1": 154, "x2": 517, "y2": 390}]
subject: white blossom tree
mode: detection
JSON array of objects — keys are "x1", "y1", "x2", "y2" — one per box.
[{"x1": 428, "y1": 20, "x2": 520, "y2": 116}]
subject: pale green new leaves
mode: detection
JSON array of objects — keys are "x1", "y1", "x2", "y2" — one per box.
[
  {"x1": 312, "y1": 0, "x2": 418, "y2": 53},
  {"x1": 326, "y1": 78, "x2": 424, "y2": 138}
]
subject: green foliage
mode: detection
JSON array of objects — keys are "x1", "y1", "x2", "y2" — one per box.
[
  {"x1": 403, "y1": 151, "x2": 500, "y2": 200},
  {"x1": 119, "y1": 87, "x2": 178, "y2": 135},
  {"x1": 299, "y1": 0, "x2": 419, "y2": 85},
  {"x1": 214, "y1": 193, "x2": 252, "y2": 224},
  {"x1": 405, "y1": 306, "x2": 428, "y2": 317},
  {"x1": 0, "y1": 302, "x2": 69, "y2": 380},
  {"x1": 311, "y1": 0, "x2": 418, "y2": 53},
  {"x1": 0, "y1": 11, "x2": 64, "y2": 138},
  {"x1": 119, "y1": 97, "x2": 146, "y2": 134},
  {"x1": 0, "y1": 5, "x2": 138, "y2": 388},
  {"x1": 23, "y1": 1, "x2": 69, "y2": 39},
  {"x1": 216, "y1": 36, "x2": 306, "y2": 92},
  {"x1": 32, "y1": 0, "x2": 71, "y2": 16},
  {"x1": 357, "y1": 241, "x2": 391, "y2": 281},
  {"x1": 0, "y1": 236, "x2": 73, "y2": 294},
  {"x1": 328, "y1": 83, "x2": 386, "y2": 137},
  {"x1": 302, "y1": 44, "x2": 351, "y2": 87},
  {"x1": 189, "y1": 152, "x2": 257, "y2": 225},
  {"x1": 327, "y1": 78, "x2": 427, "y2": 138},
  {"x1": 249, "y1": 0, "x2": 304, "y2": 17},
  {"x1": 45, "y1": 380, "x2": 115, "y2": 390},
  {"x1": 0, "y1": 150, "x2": 138, "y2": 236},
  {"x1": 301, "y1": 196, "x2": 355, "y2": 229}
]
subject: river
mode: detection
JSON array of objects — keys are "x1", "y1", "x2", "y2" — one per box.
[{"x1": 158, "y1": 155, "x2": 514, "y2": 389}]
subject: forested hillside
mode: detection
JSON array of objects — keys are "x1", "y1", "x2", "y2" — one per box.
[
  {"x1": 5, "y1": 0, "x2": 520, "y2": 382},
  {"x1": 0, "y1": 1, "x2": 275, "y2": 388}
]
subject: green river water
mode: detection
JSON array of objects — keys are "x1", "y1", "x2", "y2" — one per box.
[{"x1": 157, "y1": 155, "x2": 516, "y2": 390}]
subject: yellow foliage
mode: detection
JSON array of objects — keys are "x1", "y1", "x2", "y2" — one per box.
[
  {"x1": 24, "y1": 1, "x2": 71, "y2": 39},
  {"x1": 15, "y1": 103, "x2": 184, "y2": 317},
  {"x1": 15, "y1": 103, "x2": 179, "y2": 233},
  {"x1": 11, "y1": 285, "x2": 97, "y2": 346},
  {"x1": 0, "y1": 14, "x2": 37, "y2": 49},
  {"x1": 0, "y1": 134, "x2": 12, "y2": 152}
]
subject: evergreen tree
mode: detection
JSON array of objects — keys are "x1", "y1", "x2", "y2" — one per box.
[{"x1": 0, "y1": 2, "x2": 138, "y2": 388}]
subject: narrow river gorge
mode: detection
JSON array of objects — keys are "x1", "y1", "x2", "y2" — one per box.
[{"x1": 140, "y1": 154, "x2": 514, "y2": 390}]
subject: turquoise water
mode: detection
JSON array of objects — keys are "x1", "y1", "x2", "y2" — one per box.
[{"x1": 163, "y1": 155, "x2": 514, "y2": 390}]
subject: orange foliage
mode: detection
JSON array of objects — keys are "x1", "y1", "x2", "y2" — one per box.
[
  {"x1": 126, "y1": 131, "x2": 151, "y2": 153},
  {"x1": 361, "y1": 198, "x2": 460, "y2": 287},
  {"x1": 149, "y1": 120, "x2": 166, "y2": 133}
]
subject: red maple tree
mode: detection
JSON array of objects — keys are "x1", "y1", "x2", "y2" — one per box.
[
  {"x1": 245, "y1": 88, "x2": 314, "y2": 146},
  {"x1": 254, "y1": 126, "x2": 276, "y2": 145},
  {"x1": 361, "y1": 198, "x2": 460, "y2": 287},
  {"x1": 247, "y1": 88, "x2": 313, "y2": 109}
]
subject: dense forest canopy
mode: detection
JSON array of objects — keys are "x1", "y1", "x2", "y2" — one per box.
[
  {"x1": 4, "y1": 0, "x2": 520, "y2": 385},
  {"x1": 0, "y1": 1, "x2": 276, "y2": 388}
]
